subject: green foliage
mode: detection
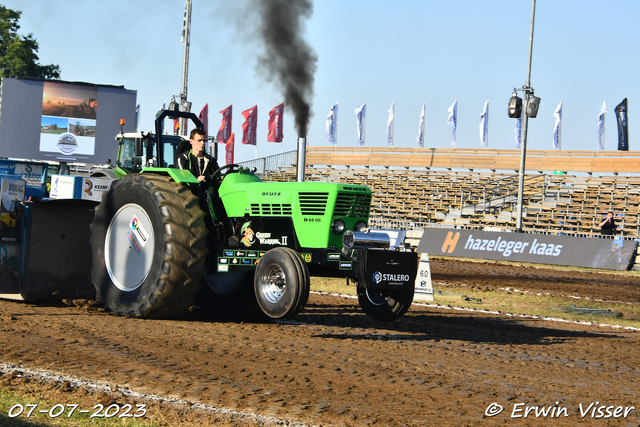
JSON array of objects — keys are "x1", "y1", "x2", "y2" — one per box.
[{"x1": 0, "y1": 6, "x2": 60, "y2": 79}]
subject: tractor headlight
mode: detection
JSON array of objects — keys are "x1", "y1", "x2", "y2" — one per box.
[
  {"x1": 331, "y1": 219, "x2": 345, "y2": 234},
  {"x1": 355, "y1": 220, "x2": 367, "y2": 232}
]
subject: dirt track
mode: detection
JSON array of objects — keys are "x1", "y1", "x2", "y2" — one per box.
[{"x1": 1, "y1": 259, "x2": 639, "y2": 426}]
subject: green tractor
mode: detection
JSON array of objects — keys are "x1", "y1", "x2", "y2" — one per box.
[{"x1": 90, "y1": 110, "x2": 417, "y2": 321}]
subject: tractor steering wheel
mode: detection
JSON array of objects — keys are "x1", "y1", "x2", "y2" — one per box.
[{"x1": 212, "y1": 164, "x2": 239, "y2": 180}]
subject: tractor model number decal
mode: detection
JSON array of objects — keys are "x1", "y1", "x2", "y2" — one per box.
[
  {"x1": 130, "y1": 215, "x2": 149, "y2": 247},
  {"x1": 303, "y1": 217, "x2": 321, "y2": 222}
]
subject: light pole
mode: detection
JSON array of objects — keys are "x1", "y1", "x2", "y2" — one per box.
[{"x1": 514, "y1": 0, "x2": 538, "y2": 232}]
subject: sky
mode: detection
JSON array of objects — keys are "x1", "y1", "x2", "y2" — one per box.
[{"x1": 3, "y1": 0, "x2": 640, "y2": 164}]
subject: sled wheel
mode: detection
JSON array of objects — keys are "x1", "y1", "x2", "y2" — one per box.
[
  {"x1": 254, "y1": 247, "x2": 310, "y2": 319},
  {"x1": 90, "y1": 174, "x2": 208, "y2": 318},
  {"x1": 357, "y1": 287, "x2": 414, "y2": 322}
]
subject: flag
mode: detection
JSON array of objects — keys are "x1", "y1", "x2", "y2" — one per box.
[
  {"x1": 181, "y1": 0, "x2": 191, "y2": 45},
  {"x1": 514, "y1": 110, "x2": 522, "y2": 149},
  {"x1": 217, "y1": 105, "x2": 232, "y2": 145},
  {"x1": 553, "y1": 101, "x2": 562, "y2": 149},
  {"x1": 267, "y1": 103, "x2": 284, "y2": 142},
  {"x1": 479, "y1": 101, "x2": 489, "y2": 148},
  {"x1": 155, "y1": 102, "x2": 166, "y2": 120},
  {"x1": 135, "y1": 104, "x2": 140, "y2": 133},
  {"x1": 615, "y1": 98, "x2": 628, "y2": 151},
  {"x1": 447, "y1": 100, "x2": 457, "y2": 147},
  {"x1": 199, "y1": 103, "x2": 211, "y2": 155},
  {"x1": 242, "y1": 105, "x2": 258, "y2": 145},
  {"x1": 226, "y1": 131, "x2": 235, "y2": 164},
  {"x1": 417, "y1": 102, "x2": 425, "y2": 148},
  {"x1": 199, "y1": 103, "x2": 209, "y2": 135},
  {"x1": 386, "y1": 101, "x2": 395, "y2": 146},
  {"x1": 597, "y1": 101, "x2": 607, "y2": 151},
  {"x1": 155, "y1": 102, "x2": 166, "y2": 134},
  {"x1": 355, "y1": 103, "x2": 366, "y2": 146},
  {"x1": 326, "y1": 102, "x2": 338, "y2": 145}
]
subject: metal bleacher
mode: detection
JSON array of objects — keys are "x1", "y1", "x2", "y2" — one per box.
[{"x1": 239, "y1": 147, "x2": 640, "y2": 238}]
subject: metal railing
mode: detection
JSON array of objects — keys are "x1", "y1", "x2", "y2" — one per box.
[{"x1": 237, "y1": 150, "x2": 297, "y2": 174}]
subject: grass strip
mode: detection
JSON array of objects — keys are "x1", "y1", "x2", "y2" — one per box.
[{"x1": 309, "y1": 277, "x2": 640, "y2": 329}]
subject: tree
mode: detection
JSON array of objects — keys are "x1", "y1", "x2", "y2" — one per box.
[{"x1": 0, "y1": 6, "x2": 60, "y2": 79}]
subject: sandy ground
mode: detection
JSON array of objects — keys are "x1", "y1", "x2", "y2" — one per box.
[{"x1": 1, "y1": 259, "x2": 639, "y2": 426}]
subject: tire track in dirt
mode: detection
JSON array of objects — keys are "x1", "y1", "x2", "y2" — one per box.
[{"x1": 1, "y1": 263, "x2": 640, "y2": 425}]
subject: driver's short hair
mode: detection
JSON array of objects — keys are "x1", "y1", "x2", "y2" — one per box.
[{"x1": 190, "y1": 128, "x2": 206, "y2": 140}]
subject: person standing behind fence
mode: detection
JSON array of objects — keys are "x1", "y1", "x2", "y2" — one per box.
[{"x1": 599, "y1": 212, "x2": 618, "y2": 235}]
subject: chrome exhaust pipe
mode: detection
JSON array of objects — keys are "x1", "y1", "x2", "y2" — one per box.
[
  {"x1": 296, "y1": 137, "x2": 306, "y2": 182},
  {"x1": 342, "y1": 230, "x2": 391, "y2": 250}
]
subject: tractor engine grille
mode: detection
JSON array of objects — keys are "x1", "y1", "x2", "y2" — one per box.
[
  {"x1": 251, "y1": 204, "x2": 293, "y2": 216},
  {"x1": 333, "y1": 192, "x2": 372, "y2": 218},
  {"x1": 298, "y1": 192, "x2": 329, "y2": 215}
]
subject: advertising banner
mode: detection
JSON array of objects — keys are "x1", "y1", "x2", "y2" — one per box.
[
  {"x1": 0, "y1": 177, "x2": 25, "y2": 294},
  {"x1": 49, "y1": 175, "x2": 116, "y2": 202},
  {"x1": 417, "y1": 228, "x2": 636, "y2": 271}
]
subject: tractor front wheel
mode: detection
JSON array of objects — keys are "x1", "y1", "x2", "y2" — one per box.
[
  {"x1": 254, "y1": 247, "x2": 310, "y2": 319},
  {"x1": 90, "y1": 174, "x2": 208, "y2": 318}
]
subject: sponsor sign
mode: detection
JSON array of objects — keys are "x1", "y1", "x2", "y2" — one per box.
[
  {"x1": 417, "y1": 228, "x2": 637, "y2": 271},
  {"x1": 129, "y1": 215, "x2": 149, "y2": 248},
  {"x1": 49, "y1": 175, "x2": 75, "y2": 199},
  {"x1": 49, "y1": 175, "x2": 115, "y2": 202},
  {"x1": 82, "y1": 177, "x2": 114, "y2": 202}
]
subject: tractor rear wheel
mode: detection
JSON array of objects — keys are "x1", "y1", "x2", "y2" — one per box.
[
  {"x1": 254, "y1": 247, "x2": 310, "y2": 319},
  {"x1": 90, "y1": 174, "x2": 208, "y2": 318},
  {"x1": 357, "y1": 287, "x2": 414, "y2": 322}
]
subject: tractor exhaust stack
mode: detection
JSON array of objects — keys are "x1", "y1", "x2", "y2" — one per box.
[{"x1": 296, "y1": 137, "x2": 307, "y2": 182}]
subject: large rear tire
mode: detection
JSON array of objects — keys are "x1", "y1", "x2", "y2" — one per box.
[
  {"x1": 90, "y1": 174, "x2": 208, "y2": 318},
  {"x1": 254, "y1": 247, "x2": 310, "y2": 319},
  {"x1": 357, "y1": 287, "x2": 414, "y2": 322}
]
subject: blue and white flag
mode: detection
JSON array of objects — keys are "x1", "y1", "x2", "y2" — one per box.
[
  {"x1": 447, "y1": 100, "x2": 457, "y2": 147},
  {"x1": 387, "y1": 101, "x2": 395, "y2": 146},
  {"x1": 355, "y1": 103, "x2": 366, "y2": 147},
  {"x1": 553, "y1": 101, "x2": 562, "y2": 149},
  {"x1": 597, "y1": 101, "x2": 607, "y2": 151},
  {"x1": 479, "y1": 100, "x2": 489, "y2": 148},
  {"x1": 417, "y1": 102, "x2": 426, "y2": 147},
  {"x1": 326, "y1": 102, "x2": 338, "y2": 145},
  {"x1": 515, "y1": 110, "x2": 522, "y2": 149}
]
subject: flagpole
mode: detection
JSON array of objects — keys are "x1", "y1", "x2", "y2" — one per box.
[{"x1": 515, "y1": 0, "x2": 536, "y2": 233}]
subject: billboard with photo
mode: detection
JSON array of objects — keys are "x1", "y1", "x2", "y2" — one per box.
[{"x1": 0, "y1": 77, "x2": 136, "y2": 164}]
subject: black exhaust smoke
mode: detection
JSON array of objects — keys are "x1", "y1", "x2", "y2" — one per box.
[{"x1": 254, "y1": 0, "x2": 317, "y2": 137}]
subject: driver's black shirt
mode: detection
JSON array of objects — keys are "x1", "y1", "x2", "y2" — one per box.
[{"x1": 177, "y1": 150, "x2": 221, "y2": 189}]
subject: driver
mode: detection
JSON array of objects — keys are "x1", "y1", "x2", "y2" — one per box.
[{"x1": 177, "y1": 128, "x2": 221, "y2": 189}]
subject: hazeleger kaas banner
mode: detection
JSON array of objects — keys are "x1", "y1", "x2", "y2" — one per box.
[{"x1": 417, "y1": 228, "x2": 636, "y2": 271}]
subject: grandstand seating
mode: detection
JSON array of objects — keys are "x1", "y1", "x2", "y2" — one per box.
[{"x1": 253, "y1": 147, "x2": 640, "y2": 238}]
